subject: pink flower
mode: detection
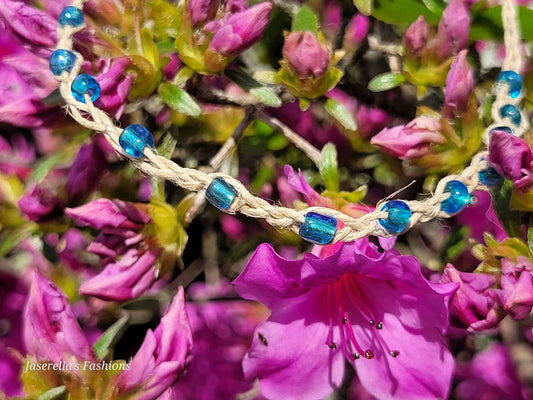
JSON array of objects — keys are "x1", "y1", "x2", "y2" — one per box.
[
  {"x1": 234, "y1": 242, "x2": 456, "y2": 400},
  {"x1": 207, "y1": 2, "x2": 272, "y2": 55},
  {"x1": 66, "y1": 199, "x2": 162, "y2": 302},
  {"x1": 439, "y1": 264, "x2": 504, "y2": 331},
  {"x1": 23, "y1": 270, "x2": 96, "y2": 364},
  {"x1": 188, "y1": 0, "x2": 219, "y2": 26},
  {"x1": 117, "y1": 287, "x2": 193, "y2": 400},
  {"x1": 454, "y1": 343, "x2": 530, "y2": 400},
  {"x1": 18, "y1": 183, "x2": 63, "y2": 223},
  {"x1": 499, "y1": 256, "x2": 533, "y2": 320},
  {"x1": 0, "y1": 134, "x2": 35, "y2": 181},
  {"x1": 170, "y1": 282, "x2": 268, "y2": 400},
  {"x1": 0, "y1": 270, "x2": 28, "y2": 396},
  {"x1": 489, "y1": 130, "x2": 533, "y2": 188},
  {"x1": 434, "y1": 0, "x2": 470, "y2": 59},
  {"x1": 343, "y1": 14, "x2": 369, "y2": 52},
  {"x1": 283, "y1": 31, "x2": 329, "y2": 78},
  {"x1": 443, "y1": 49, "x2": 474, "y2": 117},
  {"x1": 92, "y1": 57, "x2": 135, "y2": 119},
  {"x1": 404, "y1": 16, "x2": 429, "y2": 58},
  {"x1": 371, "y1": 116, "x2": 445, "y2": 160}
]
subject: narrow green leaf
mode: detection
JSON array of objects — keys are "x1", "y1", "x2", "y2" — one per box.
[
  {"x1": 353, "y1": 0, "x2": 373, "y2": 15},
  {"x1": 158, "y1": 83, "x2": 202, "y2": 116},
  {"x1": 491, "y1": 179, "x2": 522, "y2": 238},
  {"x1": 319, "y1": 143, "x2": 339, "y2": 192},
  {"x1": 324, "y1": 98, "x2": 357, "y2": 131},
  {"x1": 254, "y1": 70, "x2": 282, "y2": 85},
  {"x1": 173, "y1": 66, "x2": 196, "y2": 87},
  {"x1": 371, "y1": 0, "x2": 440, "y2": 25},
  {"x1": 368, "y1": 72, "x2": 406, "y2": 92},
  {"x1": 225, "y1": 68, "x2": 282, "y2": 107},
  {"x1": 299, "y1": 98, "x2": 311, "y2": 111},
  {"x1": 292, "y1": 5, "x2": 319, "y2": 34},
  {"x1": 37, "y1": 386, "x2": 67, "y2": 400},
  {"x1": 31, "y1": 153, "x2": 64, "y2": 183},
  {"x1": 93, "y1": 315, "x2": 130, "y2": 360}
]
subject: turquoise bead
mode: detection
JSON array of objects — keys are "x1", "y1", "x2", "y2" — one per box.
[
  {"x1": 378, "y1": 200, "x2": 411, "y2": 234},
  {"x1": 299, "y1": 212, "x2": 337, "y2": 245},
  {"x1": 440, "y1": 180, "x2": 470, "y2": 214},
  {"x1": 496, "y1": 71, "x2": 522, "y2": 99},
  {"x1": 479, "y1": 166, "x2": 501, "y2": 186},
  {"x1": 499, "y1": 104, "x2": 522, "y2": 125},
  {"x1": 49, "y1": 49, "x2": 76, "y2": 75},
  {"x1": 119, "y1": 124, "x2": 155, "y2": 158},
  {"x1": 71, "y1": 74, "x2": 101, "y2": 103},
  {"x1": 206, "y1": 177, "x2": 238, "y2": 211},
  {"x1": 59, "y1": 6, "x2": 84, "y2": 27}
]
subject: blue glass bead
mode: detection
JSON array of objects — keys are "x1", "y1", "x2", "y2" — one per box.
[
  {"x1": 119, "y1": 124, "x2": 155, "y2": 158},
  {"x1": 205, "y1": 177, "x2": 238, "y2": 211},
  {"x1": 499, "y1": 104, "x2": 522, "y2": 125},
  {"x1": 440, "y1": 180, "x2": 470, "y2": 214},
  {"x1": 378, "y1": 200, "x2": 411, "y2": 234},
  {"x1": 299, "y1": 212, "x2": 337, "y2": 245},
  {"x1": 479, "y1": 167, "x2": 501, "y2": 186},
  {"x1": 59, "y1": 6, "x2": 84, "y2": 27},
  {"x1": 49, "y1": 49, "x2": 76, "y2": 75},
  {"x1": 71, "y1": 74, "x2": 100, "y2": 103},
  {"x1": 496, "y1": 71, "x2": 522, "y2": 99}
]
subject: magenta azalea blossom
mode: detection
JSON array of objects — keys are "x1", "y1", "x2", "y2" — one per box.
[{"x1": 234, "y1": 241, "x2": 457, "y2": 400}]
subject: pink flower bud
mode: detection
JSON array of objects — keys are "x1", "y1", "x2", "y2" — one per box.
[
  {"x1": 343, "y1": 14, "x2": 369, "y2": 52},
  {"x1": 439, "y1": 264, "x2": 504, "y2": 331},
  {"x1": 443, "y1": 49, "x2": 473, "y2": 117},
  {"x1": 488, "y1": 129, "x2": 533, "y2": 186},
  {"x1": 404, "y1": 15, "x2": 429, "y2": 58},
  {"x1": 188, "y1": 0, "x2": 218, "y2": 27},
  {"x1": 208, "y1": 2, "x2": 272, "y2": 55},
  {"x1": 283, "y1": 31, "x2": 329, "y2": 78},
  {"x1": 499, "y1": 257, "x2": 533, "y2": 320},
  {"x1": 370, "y1": 116, "x2": 445, "y2": 160},
  {"x1": 435, "y1": 0, "x2": 470, "y2": 59},
  {"x1": 24, "y1": 270, "x2": 96, "y2": 363}
]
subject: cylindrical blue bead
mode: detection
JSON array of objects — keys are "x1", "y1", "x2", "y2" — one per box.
[
  {"x1": 71, "y1": 74, "x2": 101, "y2": 103},
  {"x1": 479, "y1": 167, "x2": 501, "y2": 186},
  {"x1": 119, "y1": 124, "x2": 155, "y2": 158},
  {"x1": 496, "y1": 71, "x2": 522, "y2": 99},
  {"x1": 499, "y1": 104, "x2": 522, "y2": 125},
  {"x1": 378, "y1": 200, "x2": 411, "y2": 234},
  {"x1": 440, "y1": 180, "x2": 470, "y2": 214},
  {"x1": 49, "y1": 49, "x2": 76, "y2": 75},
  {"x1": 299, "y1": 212, "x2": 337, "y2": 245},
  {"x1": 59, "y1": 6, "x2": 84, "y2": 27},
  {"x1": 205, "y1": 177, "x2": 238, "y2": 211}
]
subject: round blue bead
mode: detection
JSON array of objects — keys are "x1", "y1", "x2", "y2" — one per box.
[
  {"x1": 119, "y1": 124, "x2": 155, "y2": 158},
  {"x1": 496, "y1": 71, "x2": 522, "y2": 99},
  {"x1": 479, "y1": 166, "x2": 502, "y2": 186},
  {"x1": 59, "y1": 6, "x2": 84, "y2": 27},
  {"x1": 499, "y1": 104, "x2": 522, "y2": 125},
  {"x1": 49, "y1": 49, "x2": 76, "y2": 75},
  {"x1": 71, "y1": 74, "x2": 101, "y2": 103},
  {"x1": 440, "y1": 180, "x2": 470, "y2": 214},
  {"x1": 378, "y1": 200, "x2": 411, "y2": 234}
]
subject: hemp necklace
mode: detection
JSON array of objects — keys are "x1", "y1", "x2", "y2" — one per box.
[{"x1": 49, "y1": 0, "x2": 527, "y2": 245}]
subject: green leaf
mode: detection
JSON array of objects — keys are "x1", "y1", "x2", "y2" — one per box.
[
  {"x1": 491, "y1": 179, "x2": 522, "y2": 238},
  {"x1": 254, "y1": 70, "x2": 282, "y2": 85},
  {"x1": 93, "y1": 316, "x2": 130, "y2": 360},
  {"x1": 324, "y1": 98, "x2": 357, "y2": 131},
  {"x1": 368, "y1": 72, "x2": 405, "y2": 92},
  {"x1": 292, "y1": 5, "x2": 319, "y2": 34},
  {"x1": 158, "y1": 83, "x2": 202, "y2": 116},
  {"x1": 37, "y1": 386, "x2": 67, "y2": 400},
  {"x1": 299, "y1": 98, "x2": 311, "y2": 111},
  {"x1": 353, "y1": 0, "x2": 373, "y2": 15},
  {"x1": 319, "y1": 143, "x2": 339, "y2": 192},
  {"x1": 470, "y1": 6, "x2": 533, "y2": 42},
  {"x1": 225, "y1": 68, "x2": 282, "y2": 107},
  {"x1": 372, "y1": 0, "x2": 440, "y2": 25}
]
